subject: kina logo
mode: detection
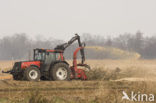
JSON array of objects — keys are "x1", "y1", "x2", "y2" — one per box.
[{"x1": 122, "y1": 91, "x2": 154, "y2": 102}]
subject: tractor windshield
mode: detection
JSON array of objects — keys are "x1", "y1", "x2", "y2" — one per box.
[
  {"x1": 34, "y1": 49, "x2": 62, "y2": 61},
  {"x1": 34, "y1": 50, "x2": 46, "y2": 61}
]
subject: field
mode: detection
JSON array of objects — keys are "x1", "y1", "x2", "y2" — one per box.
[{"x1": 0, "y1": 60, "x2": 156, "y2": 103}]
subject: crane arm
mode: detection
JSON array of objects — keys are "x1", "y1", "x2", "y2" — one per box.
[
  {"x1": 55, "y1": 34, "x2": 80, "y2": 51},
  {"x1": 54, "y1": 34, "x2": 85, "y2": 64}
]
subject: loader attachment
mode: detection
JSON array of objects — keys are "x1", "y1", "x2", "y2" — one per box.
[{"x1": 70, "y1": 47, "x2": 90, "y2": 80}]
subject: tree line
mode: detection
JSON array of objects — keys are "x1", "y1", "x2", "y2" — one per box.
[{"x1": 0, "y1": 31, "x2": 156, "y2": 60}]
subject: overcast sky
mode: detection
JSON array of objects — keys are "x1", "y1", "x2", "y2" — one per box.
[{"x1": 0, "y1": 0, "x2": 156, "y2": 40}]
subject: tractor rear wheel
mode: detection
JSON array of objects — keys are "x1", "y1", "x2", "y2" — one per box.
[
  {"x1": 24, "y1": 66, "x2": 41, "y2": 81},
  {"x1": 50, "y1": 63, "x2": 71, "y2": 81}
]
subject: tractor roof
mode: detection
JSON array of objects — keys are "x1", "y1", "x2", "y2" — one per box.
[{"x1": 34, "y1": 48, "x2": 63, "y2": 53}]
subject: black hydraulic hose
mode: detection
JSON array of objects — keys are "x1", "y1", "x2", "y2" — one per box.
[
  {"x1": 80, "y1": 48, "x2": 85, "y2": 64},
  {"x1": 77, "y1": 35, "x2": 85, "y2": 64}
]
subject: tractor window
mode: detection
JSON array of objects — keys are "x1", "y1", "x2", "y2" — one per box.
[
  {"x1": 44, "y1": 52, "x2": 56, "y2": 64},
  {"x1": 44, "y1": 53, "x2": 61, "y2": 64},
  {"x1": 56, "y1": 53, "x2": 61, "y2": 60},
  {"x1": 34, "y1": 50, "x2": 45, "y2": 61}
]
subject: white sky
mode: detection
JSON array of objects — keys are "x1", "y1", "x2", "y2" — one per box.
[{"x1": 0, "y1": 0, "x2": 156, "y2": 40}]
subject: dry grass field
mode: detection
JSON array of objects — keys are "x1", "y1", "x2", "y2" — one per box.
[{"x1": 0, "y1": 60, "x2": 156, "y2": 103}]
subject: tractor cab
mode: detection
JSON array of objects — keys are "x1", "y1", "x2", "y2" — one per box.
[
  {"x1": 34, "y1": 48, "x2": 64, "y2": 62},
  {"x1": 34, "y1": 48, "x2": 65, "y2": 72}
]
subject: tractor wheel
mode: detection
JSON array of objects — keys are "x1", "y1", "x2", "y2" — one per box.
[
  {"x1": 24, "y1": 66, "x2": 41, "y2": 81},
  {"x1": 50, "y1": 63, "x2": 71, "y2": 81}
]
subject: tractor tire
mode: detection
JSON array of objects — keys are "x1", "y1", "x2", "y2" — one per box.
[
  {"x1": 50, "y1": 63, "x2": 71, "y2": 81},
  {"x1": 24, "y1": 66, "x2": 41, "y2": 81}
]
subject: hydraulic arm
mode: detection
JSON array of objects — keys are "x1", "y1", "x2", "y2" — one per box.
[{"x1": 54, "y1": 34, "x2": 85, "y2": 64}]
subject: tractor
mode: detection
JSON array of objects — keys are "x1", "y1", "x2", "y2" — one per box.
[{"x1": 3, "y1": 34, "x2": 90, "y2": 81}]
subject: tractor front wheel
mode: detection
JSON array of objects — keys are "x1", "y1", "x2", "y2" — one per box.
[
  {"x1": 50, "y1": 63, "x2": 71, "y2": 81},
  {"x1": 24, "y1": 66, "x2": 41, "y2": 81}
]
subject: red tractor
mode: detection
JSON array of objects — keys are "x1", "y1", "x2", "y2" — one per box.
[{"x1": 3, "y1": 34, "x2": 90, "y2": 81}]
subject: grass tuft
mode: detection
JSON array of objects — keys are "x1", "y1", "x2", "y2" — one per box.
[
  {"x1": 86, "y1": 67, "x2": 121, "y2": 80},
  {"x1": 28, "y1": 91, "x2": 49, "y2": 103}
]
